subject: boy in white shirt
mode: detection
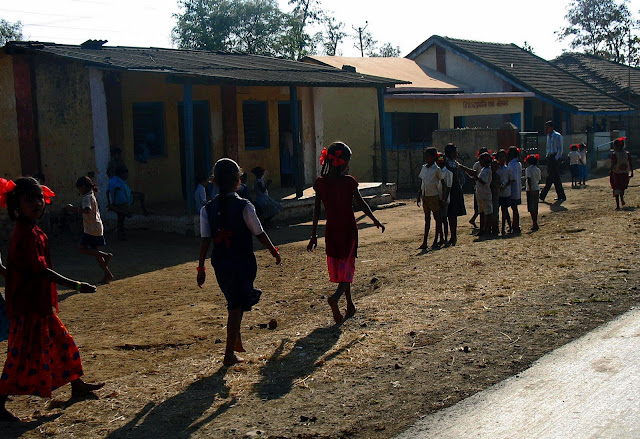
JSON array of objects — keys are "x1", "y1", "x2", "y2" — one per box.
[
  {"x1": 468, "y1": 152, "x2": 493, "y2": 236},
  {"x1": 525, "y1": 154, "x2": 542, "y2": 231},
  {"x1": 417, "y1": 147, "x2": 446, "y2": 250},
  {"x1": 495, "y1": 150, "x2": 514, "y2": 235},
  {"x1": 568, "y1": 144, "x2": 581, "y2": 188}
]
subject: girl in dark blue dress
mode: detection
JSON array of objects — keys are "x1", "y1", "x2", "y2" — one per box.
[{"x1": 197, "y1": 159, "x2": 281, "y2": 366}]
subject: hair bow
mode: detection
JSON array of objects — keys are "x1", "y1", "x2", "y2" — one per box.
[
  {"x1": 42, "y1": 185, "x2": 55, "y2": 205},
  {"x1": 0, "y1": 178, "x2": 16, "y2": 208},
  {"x1": 328, "y1": 150, "x2": 346, "y2": 167},
  {"x1": 319, "y1": 147, "x2": 328, "y2": 166}
]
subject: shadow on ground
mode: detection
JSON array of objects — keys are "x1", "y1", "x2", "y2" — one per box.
[{"x1": 106, "y1": 366, "x2": 230, "y2": 438}]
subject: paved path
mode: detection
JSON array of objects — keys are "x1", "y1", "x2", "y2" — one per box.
[{"x1": 397, "y1": 308, "x2": 640, "y2": 439}]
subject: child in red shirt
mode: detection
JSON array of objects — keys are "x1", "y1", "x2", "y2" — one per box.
[
  {"x1": 307, "y1": 142, "x2": 385, "y2": 324},
  {"x1": 0, "y1": 177, "x2": 103, "y2": 422}
]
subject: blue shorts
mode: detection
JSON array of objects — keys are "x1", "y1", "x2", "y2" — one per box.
[
  {"x1": 80, "y1": 233, "x2": 106, "y2": 248},
  {"x1": 510, "y1": 198, "x2": 522, "y2": 207},
  {"x1": 499, "y1": 197, "x2": 511, "y2": 208}
]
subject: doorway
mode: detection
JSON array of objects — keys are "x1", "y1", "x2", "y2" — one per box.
[
  {"x1": 277, "y1": 102, "x2": 302, "y2": 187},
  {"x1": 178, "y1": 101, "x2": 211, "y2": 200}
]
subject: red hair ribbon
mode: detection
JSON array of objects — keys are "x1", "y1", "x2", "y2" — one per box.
[
  {"x1": 619, "y1": 137, "x2": 626, "y2": 142},
  {"x1": 0, "y1": 178, "x2": 16, "y2": 208},
  {"x1": 41, "y1": 185, "x2": 55, "y2": 205},
  {"x1": 319, "y1": 148, "x2": 328, "y2": 165},
  {"x1": 328, "y1": 150, "x2": 346, "y2": 167}
]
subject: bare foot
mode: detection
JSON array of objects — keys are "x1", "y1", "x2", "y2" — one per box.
[
  {"x1": 345, "y1": 305, "x2": 356, "y2": 318},
  {"x1": 0, "y1": 407, "x2": 19, "y2": 422},
  {"x1": 234, "y1": 340, "x2": 246, "y2": 353},
  {"x1": 418, "y1": 242, "x2": 428, "y2": 250},
  {"x1": 223, "y1": 354, "x2": 244, "y2": 366},
  {"x1": 327, "y1": 297, "x2": 343, "y2": 325},
  {"x1": 71, "y1": 380, "x2": 105, "y2": 398}
]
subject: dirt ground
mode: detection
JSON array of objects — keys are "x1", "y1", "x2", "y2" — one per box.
[{"x1": 1, "y1": 173, "x2": 639, "y2": 438}]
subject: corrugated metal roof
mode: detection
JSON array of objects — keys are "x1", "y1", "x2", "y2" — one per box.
[
  {"x1": 304, "y1": 56, "x2": 468, "y2": 92},
  {"x1": 406, "y1": 36, "x2": 634, "y2": 114},
  {"x1": 4, "y1": 41, "x2": 407, "y2": 88}
]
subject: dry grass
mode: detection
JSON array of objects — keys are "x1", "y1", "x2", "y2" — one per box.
[{"x1": 1, "y1": 174, "x2": 639, "y2": 438}]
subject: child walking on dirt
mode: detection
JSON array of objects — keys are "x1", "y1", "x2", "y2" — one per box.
[
  {"x1": 65, "y1": 176, "x2": 113, "y2": 284},
  {"x1": 568, "y1": 144, "x2": 581, "y2": 188},
  {"x1": 610, "y1": 137, "x2": 634, "y2": 210},
  {"x1": 307, "y1": 142, "x2": 385, "y2": 325},
  {"x1": 0, "y1": 177, "x2": 104, "y2": 422},
  {"x1": 579, "y1": 143, "x2": 588, "y2": 186},
  {"x1": 197, "y1": 159, "x2": 281, "y2": 366},
  {"x1": 525, "y1": 154, "x2": 541, "y2": 231}
]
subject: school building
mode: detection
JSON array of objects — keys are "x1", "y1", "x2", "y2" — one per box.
[{"x1": 0, "y1": 40, "x2": 402, "y2": 214}]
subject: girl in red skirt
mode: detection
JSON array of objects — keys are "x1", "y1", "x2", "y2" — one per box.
[
  {"x1": 307, "y1": 142, "x2": 385, "y2": 325},
  {"x1": 610, "y1": 138, "x2": 634, "y2": 210},
  {"x1": 0, "y1": 177, "x2": 103, "y2": 422}
]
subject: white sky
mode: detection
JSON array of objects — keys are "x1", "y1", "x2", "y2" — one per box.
[{"x1": 2, "y1": 0, "x2": 640, "y2": 61}]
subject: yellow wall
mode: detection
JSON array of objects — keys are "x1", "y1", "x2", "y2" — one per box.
[
  {"x1": 320, "y1": 87, "x2": 380, "y2": 182},
  {"x1": 0, "y1": 54, "x2": 21, "y2": 180},
  {"x1": 120, "y1": 72, "x2": 224, "y2": 204},
  {"x1": 35, "y1": 57, "x2": 95, "y2": 205}
]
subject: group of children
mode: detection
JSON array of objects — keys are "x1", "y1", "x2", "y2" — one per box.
[
  {"x1": 0, "y1": 135, "x2": 633, "y2": 421},
  {"x1": 568, "y1": 143, "x2": 588, "y2": 188},
  {"x1": 418, "y1": 145, "x2": 541, "y2": 247}
]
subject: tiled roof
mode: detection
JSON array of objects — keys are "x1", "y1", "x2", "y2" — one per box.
[
  {"x1": 552, "y1": 53, "x2": 640, "y2": 99},
  {"x1": 303, "y1": 56, "x2": 467, "y2": 92},
  {"x1": 4, "y1": 41, "x2": 406, "y2": 88},
  {"x1": 406, "y1": 36, "x2": 633, "y2": 114}
]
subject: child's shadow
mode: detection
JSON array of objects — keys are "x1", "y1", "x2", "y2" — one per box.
[
  {"x1": 1, "y1": 413, "x2": 62, "y2": 438},
  {"x1": 255, "y1": 327, "x2": 342, "y2": 400},
  {"x1": 550, "y1": 202, "x2": 568, "y2": 213},
  {"x1": 106, "y1": 366, "x2": 231, "y2": 438}
]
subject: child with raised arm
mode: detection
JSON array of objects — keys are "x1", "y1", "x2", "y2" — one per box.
[
  {"x1": 610, "y1": 137, "x2": 634, "y2": 210},
  {"x1": 0, "y1": 177, "x2": 103, "y2": 422},
  {"x1": 525, "y1": 154, "x2": 542, "y2": 231},
  {"x1": 65, "y1": 176, "x2": 113, "y2": 284},
  {"x1": 197, "y1": 159, "x2": 281, "y2": 367},
  {"x1": 417, "y1": 147, "x2": 446, "y2": 250},
  {"x1": 307, "y1": 142, "x2": 385, "y2": 325}
]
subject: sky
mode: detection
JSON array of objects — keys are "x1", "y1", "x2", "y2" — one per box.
[{"x1": 3, "y1": 0, "x2": 640, "y2": 61}]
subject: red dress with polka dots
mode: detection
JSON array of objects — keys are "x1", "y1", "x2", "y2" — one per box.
[{"x1": 0, "y1": 221, "x2": 83, "y2": 398}]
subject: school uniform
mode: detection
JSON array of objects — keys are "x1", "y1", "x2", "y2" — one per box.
[
  {"x1": 610, "y1": 151, "x2": 632, "y2": 195},
  {"x1": 418, "y1": 163, "x2": 443, "y2": 214},
  {"x1": 440, "y1": 166, "x2": 453, "y2": 220},
  {"x1": 526, "y1": 165, "x2": 542, "y2": 214},
  {"x1": 475, "y1": 167, "x2": 493, "y2": 215},
  {"x1": 496, "y1": 165, "x2": 513, "y2": 208},
  {"x1": 568, "y1": 150, "x2": 581, "y2": 180},
  {"x1": 508, "y1": 158, "x2": 523, "y2": 206},
  {"x1": 79, "y1": 192, "x2": 106, "y2": 248},
  {"x1": 200, "y1": 193, "x2": 264, "y2": 311}
]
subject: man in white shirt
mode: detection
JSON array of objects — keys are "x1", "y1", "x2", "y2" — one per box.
[
  {"x1": 540, "y1": 120, "x2": 566, "y2": 202},
  {"x1": 417, "y1": 147, "x2": 446, "y2": 250}
]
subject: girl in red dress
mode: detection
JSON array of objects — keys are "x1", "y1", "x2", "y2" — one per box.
[
  {"x1": 0, "y1": 177, "x2": 103, "y2": 422},
  {"x1": 610, "y1": 138, "x2": 634, "y2": 210},
  {"x1": 307, "y1": 142, "x2": 385, "y2": 324}
]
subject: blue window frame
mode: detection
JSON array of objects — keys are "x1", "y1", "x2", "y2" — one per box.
[
  {"x1": 243, "y1": 101, "x2": 269, "y2": 150},
  {"x1": 132, "y1": 102, "x2": 165, "y2": 159}
]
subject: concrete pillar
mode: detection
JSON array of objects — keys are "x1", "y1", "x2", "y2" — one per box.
[
  {"x1": 183, "y1": 81, "x2": 195, "y2": 213},
  {"x1": 290, "y1": 86, "x2": 303, "y2": 198},
  {"x1": 377, "y1": 87, "x2": 388, "y2": 184},
  {"x1": 313, "y1": 87, "x2": 324, "y2": 177},
  {"x1": 89, "y1": 68, "x2": 110, "y2": 209}
]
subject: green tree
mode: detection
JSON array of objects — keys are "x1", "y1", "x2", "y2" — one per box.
[
  {"x1": 172, "y1": 0, "x2": 289, "y2": 57},
  {"x1": 287, "y1": 0, "x2": 322, "y2": 59},
  {"x1": 522, "y1": 41, "x2": 535, "y2": 54},
  {"x1": 320, "y1": 14, "x2": 346, "y2": 56},
  {"x1": 371, "y1": 42, "x2": 401, "y2": 57},
  {"x1": 557, "y1": 0, "x2": 635, "y2": 63},
  {"x1": 0, "y1": 18, "x2": 23, "y2": 45}
]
